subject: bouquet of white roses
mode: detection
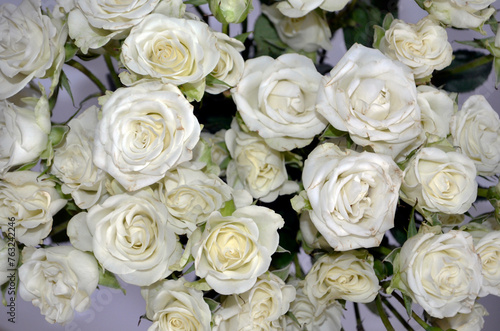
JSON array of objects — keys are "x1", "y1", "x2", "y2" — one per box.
[{"x1": 1, "y1": 0, "x2": 500, "y2": 330}]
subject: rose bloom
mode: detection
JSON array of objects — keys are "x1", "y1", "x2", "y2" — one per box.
[
  {"x1": 67, "y1": 191, "x2": 182, "y2": 286},
  {"x1": 213, "y1": 272, "x2": 296, "y2": 330},
  {"x1": 0, "y1": 171, "x2": 66, "y2": 246},
  {"x1": 192, "y1": 206, "x2": 284, "y2": 295},
  {"x1": 317, "y1": 44, "x2": 422, "y2": 160},
  {"x1": 0, "y1": 0, "x2": 66, "y2": 99},
  {"x1": 303, "y1": 250, "x2": 380, "y2": 305},
  {"x1": 225, "y1": 120, "x2": 299, "y2": 202},
  {"x1": 52, "y1": 106, "x2": 107, "y2": 209},
  {"x1": 206, "y1": 32, "x2": 245, "y2": 95},
  {"x1": 277, "y1": 0, "x2": 350, "y2": 18},
  {"x1": 450, "y1": 95, "x2": 500, "y2": 176},
  {"x1": 286, "y1": 280, "x2": 343, "y2": 331},
  {"x1": 423, "y1": 0, "x2": 496, "y2": 30},
  {"x1": 262, "y1": 4, "x2": 332, "y2": 52},
  {"x1": 377, "y1": 17, "x2": 452, "y2": 79},
  {"x1": 232, "y1": 53, "x2": 326, "y2": 151},
  {"x1": 93, "y1": 82, "x2": 200, "y2": 191},
  {"x1": 19, "y1": 246, "x2": 99, "y2": 325},
  {"x1": 397, "y1": 231, "x2": 483, "y2": 318},
  {"x1": 0, "y1": 238, "x2": 18, "y2": 287},
  {"x1": 154, "y1": 162, "x2": 233, "y2": 236},
  {"x1": 400, "y1": 147, "x2": 477, "y2": 215},
  {"x1": 120, "y1": 14, "x2": 219, "y2": 86},
  {"x1": 473, "y1": 231, "x2": 500, "y2": 297},
  {"x1": 417, "y1": 85, "x2": 455, "y2": 141},
  {"x1": 0, "y1": 88, "x2": 50, "y2": 174},
  {"x1": 141, "y1": 278, "x2": 212, "y2": 331},
  {"x1": 303, "y1": 143, "x2": 402, "y2": 251},
  {"x1": 430, "y1": 302, "x2": 488, "y2": 331}
]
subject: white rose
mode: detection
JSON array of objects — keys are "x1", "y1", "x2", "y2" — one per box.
[
  {"x1": 232, "y1": 54, "x2": 327, "y2": 151},
  {"x1": 277, "y1": 0, "x2": 350, "y2": 18},
  {"x1": 299, "y1": 212, "x2": 331, "y2": 250},
  {"x1": 317, "y1": 44, "x2": 422, "y2": 160},
  {"x1": 378, "y1": 17, "x2": 452, "y2": 79},
  {"x1": 18, "y1": 246, "x2": 99, "y2": 325},
  {"x1": 192, "y1": 130, "x2": 230, "y2": 176},
  {"x1": 400, "y1": 147, "x2": 477, "y2": 215},
  {"x1": 303, "y1": 250, "x2": 380, "y2": 305},
  {"x1": 0, "y1": 238, "x2": 18, "y2": 287},
  {"x1": 213, "y1": 272, "x2": 295, "y2": 330},
  {"x1": 450, "y1": 95, "x2": 500, "y2": 176},
  {"x1": 120, "y1": 14, "x2": 219, "y2": 86},
  {"x1": 262, "y1": 4, "x2": 332, "y2": 52},
  {"x1": 192, "y1": 206, "x2": 284, "y2": 295},
  {"x1": 52, "y1": 106, "x2": 107, "y2": 209},
  {"x1": 430, "y1": 302, "x2": 488, "y2": 331},
  {"x1": 423, "y1": 0, "x2": 496, "y2": 30},
  {"x1": 154, "y1": 162, "x2": 233, "y2": 236},
  {"x1": 0, "y1": 89, "x2": 50, "y2": 174},
  {"x1": 417, "y1": 85, "x2": 455, "y2": 141},
  {"x1": 474, "y1": 231, "x2": 500, "y2": 297},
  {"x1": 225, "y1": 120, "x2": 299, "y2": 202},
  {"x1": 93, "y1": 82, "x2": 200, "y2": 191},
  {"x1": 0, "y1": 0, "x2": 66, "y2": 99},
  {"x1": 141, "y1": 278, "x2": 212, "y2": 331},
  {"x1": 205, "y1": 32, "x2": 245, "y2": 94},
  {"x1": 0, "y1": 171, "x2": 66, "y2": 246},
  {"x1": 397, "y1": 231, "x2": 483, "y2": 318},
  {"x1": 68, "y1": 191, "x2": 182, "y2": 286},
  {"x1": 303, "y1": 143, "x2": 402, "y2": 251},
  {"x1": 286, "y1": 281, "x2": 343, "y2": 331}
]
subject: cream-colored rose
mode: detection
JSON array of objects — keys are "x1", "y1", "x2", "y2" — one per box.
[
  {"x1": 120, "y1": 14, "x2": 219, "y2": 86},
  {"x1": 225, "y1": 120, "x2": 299, "y2": 202},
  {"x1": 141, "y1": 278, "x2": 212, "y2": 331},
  {"x1": 0, "y1": 0, "x2": 66, "y2": 99},
  {"x1": 302, "y1": 143, "x2": 402, "y2": 251},
  {"x1": 0, "y1": 238, "x2": 17, "y2": 287},
  {"x1": 450, "y1": 95, "x2": 500, "y2": 176},
  {"x1": 417, "y1": 85, "x2": 455, "y2": 141},
  {"x1": 68, "y1": 191, "x2": 182, "y2": 286},
  {"x1": 396, "y1": 231, "x2": 483, "y2": 318},
  {"x1": 377, "y1": 17, "x2": 452, "y2": 79},
  {"x1": 473, "y1": 231, "x2": 500, "y2": 297},
  {"x1": 400, "y1": 147, "x2": 477, "y2": 215},
  {"x1": 205, "y1": 32, "x2": 245, "y2": 95},
  {"x1": 213, "y1": 272, "x2": 295, "y2": 330},
  {"x1": 52, "y1": 106, "x2": 107, "y2": 209},
  {"x1": 277, "y1": 0, "x2": 350, "y2": 18},
  {"x1": 262, "y1": 4, "x2": 332, "y2": 52},
  {"x1": 303, "y1": 250, "x2": 380, "y2": 305},
  {"x1": 0, "y1": 171, "x2": 66, "y2": 246},
  {"x1": 430, "y1": 302, "x2": 488, "y2": 331},
  {"x1": 93, "y1": 82, "x2": 200, "y2": 191},
  {"x1": 154, "y1": 162, "x2": 233, "y2": 236},
  {"x1": 286, "y1": 281, "x2": 343, "y2": 331},
  {"x1": 19, "y1": 246, "x2": 99, "y2": 325},
  {"x1": 192, "y1": 206, "x2": 284, "y2": 295},
  {"x1": 232, "y1": 54, "x2": 327, "y2": 151},
  {"x1": 317, "y1": 44, "x2": 422, "y2": 160},
  {"x1": 0, "y1": 89, "x2": 50, "y2": 174},
  {"x1": 423, "y1": 0, "x2": 496, "y2": 30}
]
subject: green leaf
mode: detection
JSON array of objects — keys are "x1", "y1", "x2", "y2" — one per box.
[
  {"x1": 60, "y1": 70, "x2": 75, "y2": 106},
  {"x1": 320, "y1": 125, "x2": 348, "y2": 140},
  {"x1": 98, "y1": 267, "x2": 126, "y2": 295},
  {"x1": 234, "y1": 31, "x2": 252, "y2": 44},
  {"x1": 494, "y1": 57, "x2": 500, "y2": 88},
  {"x1": 184, "y1": 0, "x2": 208, "y2": 5},
  {"x1": 402, "y1": 293, "x2": 413, "y2": 318},
  {"x1": 253, "y1": 15, "x2": 288, "y2": 58},
  {"x1": 16, "y1": 159, "x2": 40, "y2": 171},
  {"x1": 343, "y1": 4, "x2": 383, "y2": 49},
  {"x1": 49, "y1": 125, "x2": 69, "y2": 148},
  {"x1": 203, "y1": 298, "x2": 220, "y2": 312},
  {"x1": 184, "y1": 279, "x2": 212, "y2": 291},
  {"x1": 65, "y1": 42, "x2": 79, "y2": 62},
  {"x1": 220, "y1": 199, "x2": 236, "y2": 216},
  {"x1": 407, "y1": 202, "x2": 418, "y2": 239},
  {"x1": 180, "y1": 79, "x2": 206, "y2": 102},
  {"x1": 276, "y1": 245, "x2": 290, "y2": 254},
  {"x1": 431, "y1": 50, "x2": 493, "y2": 93},
  {"x1": 206, "y1": 74, "x2": 231, "y2": 88},
  {"x1": 271, "y1": 262, "x2": 292, "y2": 281}
]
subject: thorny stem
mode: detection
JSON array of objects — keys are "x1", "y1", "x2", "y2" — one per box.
[
  {"x1": 376, "y1": 295, "x2": 395, "y2": 331},
  {"x1": 66, "y1": 60, "x2": 107, "y2": 94},
  {"x1": 392, "y1": 292, "x2": 433, "y2": 330},
  {"x1": 354, "y1": 302, "x2": 365, "y2": 331},
  {"x1": 104, "y1": 53, "x2": 121, "y2": 90},
  {"x1": 381, "y1": 296, "x2": 415, "y2": 331}
]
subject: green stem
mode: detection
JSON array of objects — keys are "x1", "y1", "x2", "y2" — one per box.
[
  {"x1": 371, "y1": 246, "x2": 394, "y2": 257},
  {"x1": 104, "y1": 53, "x2": 121, "y2": 90},
  {"x1": 293, "y1": 254, "x2": 304, "y2": 279},
  {"x1": 477, "y1": 187, "x2": 490, "y2": 198},
  {"x1": 49, "y1": 220, "x2": 70, "y2": 237},
  {"x1": 381, "y1": 296, "x2": 415, "y2": 331},
  {"x1": 354, "y1": 302, "x2": 365, "y2": 331},
  {"x1": 375, "y1": 295, "x2": 395, "y2": 331},
  {"x1": 194, "y1": 5, "x2": 208, "y2": 24},
  {"x1": 66, "y1": 59, "x2": 107, "y2": 94},
  {"x1": 222, "y1": 23, "x2": 229, "y2": 35},
  {"x1": 441, "y1": 54, "x2": 493, "y2": 75},
  {"x1": 392, "y1": 292, "x2": 432, "y2": 330}
]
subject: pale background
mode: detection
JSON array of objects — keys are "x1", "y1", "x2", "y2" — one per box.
[{"x1": 1, "y1": 0, "x2": 500, "y2": 330}]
